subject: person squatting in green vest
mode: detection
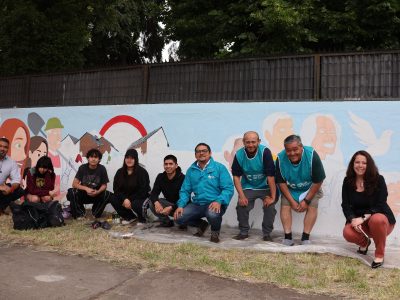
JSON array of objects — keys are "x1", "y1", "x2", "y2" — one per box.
[{"x1": 276, "y1": 134, "x2": 326, "y2": 246}]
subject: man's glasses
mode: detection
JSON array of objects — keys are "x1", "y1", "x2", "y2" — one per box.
[{"x1": 195, "y1": 149, "x2": 209, "y2": 154}]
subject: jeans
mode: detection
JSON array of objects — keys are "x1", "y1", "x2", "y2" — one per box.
[{"x1": 176, "y1": 202, "x2": 227, "y2": 232}]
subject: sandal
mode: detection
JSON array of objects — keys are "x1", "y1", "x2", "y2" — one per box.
[{"x1": 357, "y1": 238, "x2": 371, "y2": 255}]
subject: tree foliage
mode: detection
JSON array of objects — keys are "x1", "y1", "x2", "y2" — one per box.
[
  {"x1": 0, "y1": 0, "x2": 165, "y2": 75},
  {"x1": 165, "y1": 0, "x2": 400, "y2": 60}
]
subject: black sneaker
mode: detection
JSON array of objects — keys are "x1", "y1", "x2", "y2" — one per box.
[
  {"x1": 193, "y1": 219, "x2": 209, "y2": 237},
  {"x1": 232, "y1": 233, "x2": 249, "y2": 240},
  {"x1": 155, "y1": 221, "x2": 174, "y2": 228},
  {"x1": 178, "y1": 224, "x2": 188, "y2": 231},
  {"x1": 210, "y1": 232, "x2": 220, "y2": 243},
  {"x1": 263, "y1": 235, "x2": 273, "y2": 242}
]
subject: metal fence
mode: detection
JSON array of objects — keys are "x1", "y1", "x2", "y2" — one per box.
[{"x1": 1, "y1": 50, "x2": 400, "y2": 108}]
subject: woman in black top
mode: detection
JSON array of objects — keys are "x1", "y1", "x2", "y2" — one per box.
[
  {"x1": 110, "y1": 148, "x2": 150, "y2": 224},
  {"x1": 342, "y1": 150, "x2": 396, "y2": 268}
]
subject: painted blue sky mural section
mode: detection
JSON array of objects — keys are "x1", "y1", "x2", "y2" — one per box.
[{"x1": 3, "y1": 101, "x2": 399, "y2": 170}]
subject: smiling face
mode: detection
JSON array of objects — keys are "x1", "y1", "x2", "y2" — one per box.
[
  {"x1": 311, "y1": 116, "x2": 337, "y2": 160},
  {"x1": 243, "y1": 132, "x2": 260, "y2": 155},
  {"x1": 353, "y1": 154, "x2": 367, "y2": 178},
  {"x1": 284, "y1": 140, "x2": 303, "y2": 164},
  {"x1": 195, "y1": 145, "x2": 211, "y2": 165},
  {"x1": 164, "y1": 159, "x2": 178, "y2": 176},
  {"x1": 0, "y1": 140, "x2": 9, "y2": 160},
  {"x1": 11, "y1": 127, "x2": 28, "y2": 162}
]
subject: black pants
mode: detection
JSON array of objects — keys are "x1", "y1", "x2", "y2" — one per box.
[
  {"x1": 149, "y1": 198, "x2": 175, "y2": 225},
  {"x1": 110, "y1": 193, "x2": 148, "y2": 223},
  {"x1": 67, "y1": 188, "x2": 112, "y2": 218},
  {"x1": 0, "y1": 187, "x2": 25, "y2": 210}
]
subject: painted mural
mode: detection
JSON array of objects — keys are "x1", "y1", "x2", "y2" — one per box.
[{"x1": 0, "y1": 102, "x2": 399, "y2": 245}]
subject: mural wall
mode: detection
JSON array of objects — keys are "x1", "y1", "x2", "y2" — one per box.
[{"x1": 0, "y1": 102, "x2": 399, "y2": 245}]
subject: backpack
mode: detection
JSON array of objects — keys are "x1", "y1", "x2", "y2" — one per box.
[
  {"x1": 47, "y1": 201, "x2": 65, "y2": 227},
  {"x1": 10, "y1": 201, "x2": 64, "y2": 230}
]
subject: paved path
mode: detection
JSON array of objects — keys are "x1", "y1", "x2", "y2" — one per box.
[{"x1": 0, "y1": 243, "x2": 334, "y2": 300}]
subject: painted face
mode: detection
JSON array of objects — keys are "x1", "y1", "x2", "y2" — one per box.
[
  {"x1": 125, "y1": 156, "x2": 135, "y2": 168},
  {"x1": 266, "y1": 118, "x2": 294, "y2": 153},
  {"x1": 0, "y1": 140, "x2": 9, "y2": 159},
  {"x1": 311, "y1": 116, "x2": 337, "y2": 160},
  {"x1": 38, "y1": 167, "x2": 48, "y2": 175},
  {"x1": 29, "y1": 142, "x2": 48, "y2": 168},
  {"x1": 46, "y1": 128, "x2": 62, "y2": 151},
  {"x1": 88, "y1": 155, "x2": 100, "y2": 168},
  {"x1": 195, "y1": 145, "x2": 211, "y2": 165},
  {"x1": 243, "y1": 133, "x2": 260, "y2": 155},
  {"x1": 284, "y1": 141, "x2": 303, "y2": 164},
  {"x1": 353, "y1": 154, "x2": 367, "y2": 177},
  {"x1": 11, "y1": 127, "x2": 28, "y2": 162},
  {"x1": 164, "y1": 159, "x2": 178, "y2": 175}
]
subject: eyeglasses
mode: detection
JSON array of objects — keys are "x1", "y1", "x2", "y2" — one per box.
[{"x1": 195, "y1": 149, "x2": 209, "y2": 154}]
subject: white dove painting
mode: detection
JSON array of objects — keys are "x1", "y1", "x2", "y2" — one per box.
[{"x1": 348, "y1": 111, "x2": 393, "y2": 156}]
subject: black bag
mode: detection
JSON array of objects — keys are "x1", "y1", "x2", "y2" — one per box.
[
  {"x1": 47, "y1": 201, "x2": 65, "y2": 227},
  {"x1": 10, "y1": 201, "x2": 64, "y2": 230}
]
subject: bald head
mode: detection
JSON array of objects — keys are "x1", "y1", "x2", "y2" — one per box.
[
  {"x1": 243, "y1": 131, "x2": 260, "y2": 141},
  {"x1": 243, "y1": 131, "x2": 261, "y2": 155}
]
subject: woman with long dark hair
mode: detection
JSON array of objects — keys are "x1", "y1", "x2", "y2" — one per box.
[
  {"x1": 25, "y1": 156, "x2": 55, "y2": 203},
  {"x1": 110, "y1": 148, "x2": 150, "y2": 224},
  {"x1": 342, "y1": 150, "x2": 396, "y2": 268}
]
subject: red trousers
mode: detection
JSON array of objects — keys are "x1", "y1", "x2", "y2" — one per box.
[{"x1": 343, "y1": 213, "x2": 395, "y2": 258}]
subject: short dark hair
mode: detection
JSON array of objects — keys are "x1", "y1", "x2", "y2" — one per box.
[
  {"x1": 195, "y1": 143, "x2": 211, "y2": 152},
  {"x1": 86, "y1": 148, "x2": 102, "y2": 160},
  {"x1": 284, "y1": 135, "x2": 302, "y2": 146},
  {"x1": 0, "y1": 137, "x2": 10, "y2": 145},
  {"x1": 36, "y1": 156, "x2": 54, "y2": 174},
  {"x1": 164, "y1": 154, "x2": 177, "y2": 164}
]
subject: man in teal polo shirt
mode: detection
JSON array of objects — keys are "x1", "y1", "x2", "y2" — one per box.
[
  {"x1": 232, "y1": 131, "x2": 277, "y2": 241},
  {"x1": 276, "y1": 135, "x2": 325, "y2": 245}
]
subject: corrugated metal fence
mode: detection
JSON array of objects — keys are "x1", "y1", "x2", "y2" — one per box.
[{"x1": 1, "y1": 51, "x2": 399, "y2": 108}]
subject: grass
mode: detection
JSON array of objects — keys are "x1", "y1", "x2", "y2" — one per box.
[{"x1": 1, "y1": 215, "x2": 399, "y2": 299}]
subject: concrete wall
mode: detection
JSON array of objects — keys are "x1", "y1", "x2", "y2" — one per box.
[{"x1": 1, "y1": 101, "x2": 399, "y2": 246}]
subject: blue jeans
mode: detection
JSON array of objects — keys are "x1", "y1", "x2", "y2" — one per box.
[{"x1": 176, "y1": 202, "x2": 227, "y2": 232}]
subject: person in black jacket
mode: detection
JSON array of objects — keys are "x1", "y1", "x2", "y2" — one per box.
[
  {"x1": 110, "y1": 148, "x2": 150, "y2": 224},
  {"x1": 149, "y1": 154, "x2": 185, "y2": 227},
  {"x1": 342, "y1": 150, "x2": 396, "y2": 268}
]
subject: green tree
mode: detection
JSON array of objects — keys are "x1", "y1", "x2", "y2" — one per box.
[
  {"x1": 0, "y1": 0, "x2": 89, "y2": 75},
  {"x1": 165, "y1": 0, "x2": 400, "y2": 59}
]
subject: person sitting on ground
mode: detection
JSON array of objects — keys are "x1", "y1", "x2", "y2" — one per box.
[
  {"x1": 342, "y1": 150, "x2": 396, "y2": 269},
  {"x1": 149, "y1": 154, "x2": 185, "y2": 227},
  {"x1": 25, "y1": 156, "x2": 55, "y2": 203},
  {"x1": 174, "y1": 143, "x2": 234, "y2": 243},
  {"x1": 67, "y1": 148, "x2": 112, "y2": 219},
  {"x1": 110, "y1": 148, "x2": 150, "y2": 225},
  {"x1": 276, "y1": 134, "x2": 325, "y2": 245},
  {"x1": 0, "y1": 137, "x2": 25, "y2": 215}
]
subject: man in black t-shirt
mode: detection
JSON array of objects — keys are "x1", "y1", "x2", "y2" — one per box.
[{"x1": 67, "y1": 148, "x2": 112, "y2": 219}]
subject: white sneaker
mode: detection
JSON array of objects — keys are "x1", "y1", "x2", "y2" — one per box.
[{"x1": 121, "y1": 219, "x2": 135, "y2": 225}]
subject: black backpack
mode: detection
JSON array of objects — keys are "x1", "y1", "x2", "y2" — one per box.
[{"x1": 10, "y1": 201, "x2": 64, "y2": 230}]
